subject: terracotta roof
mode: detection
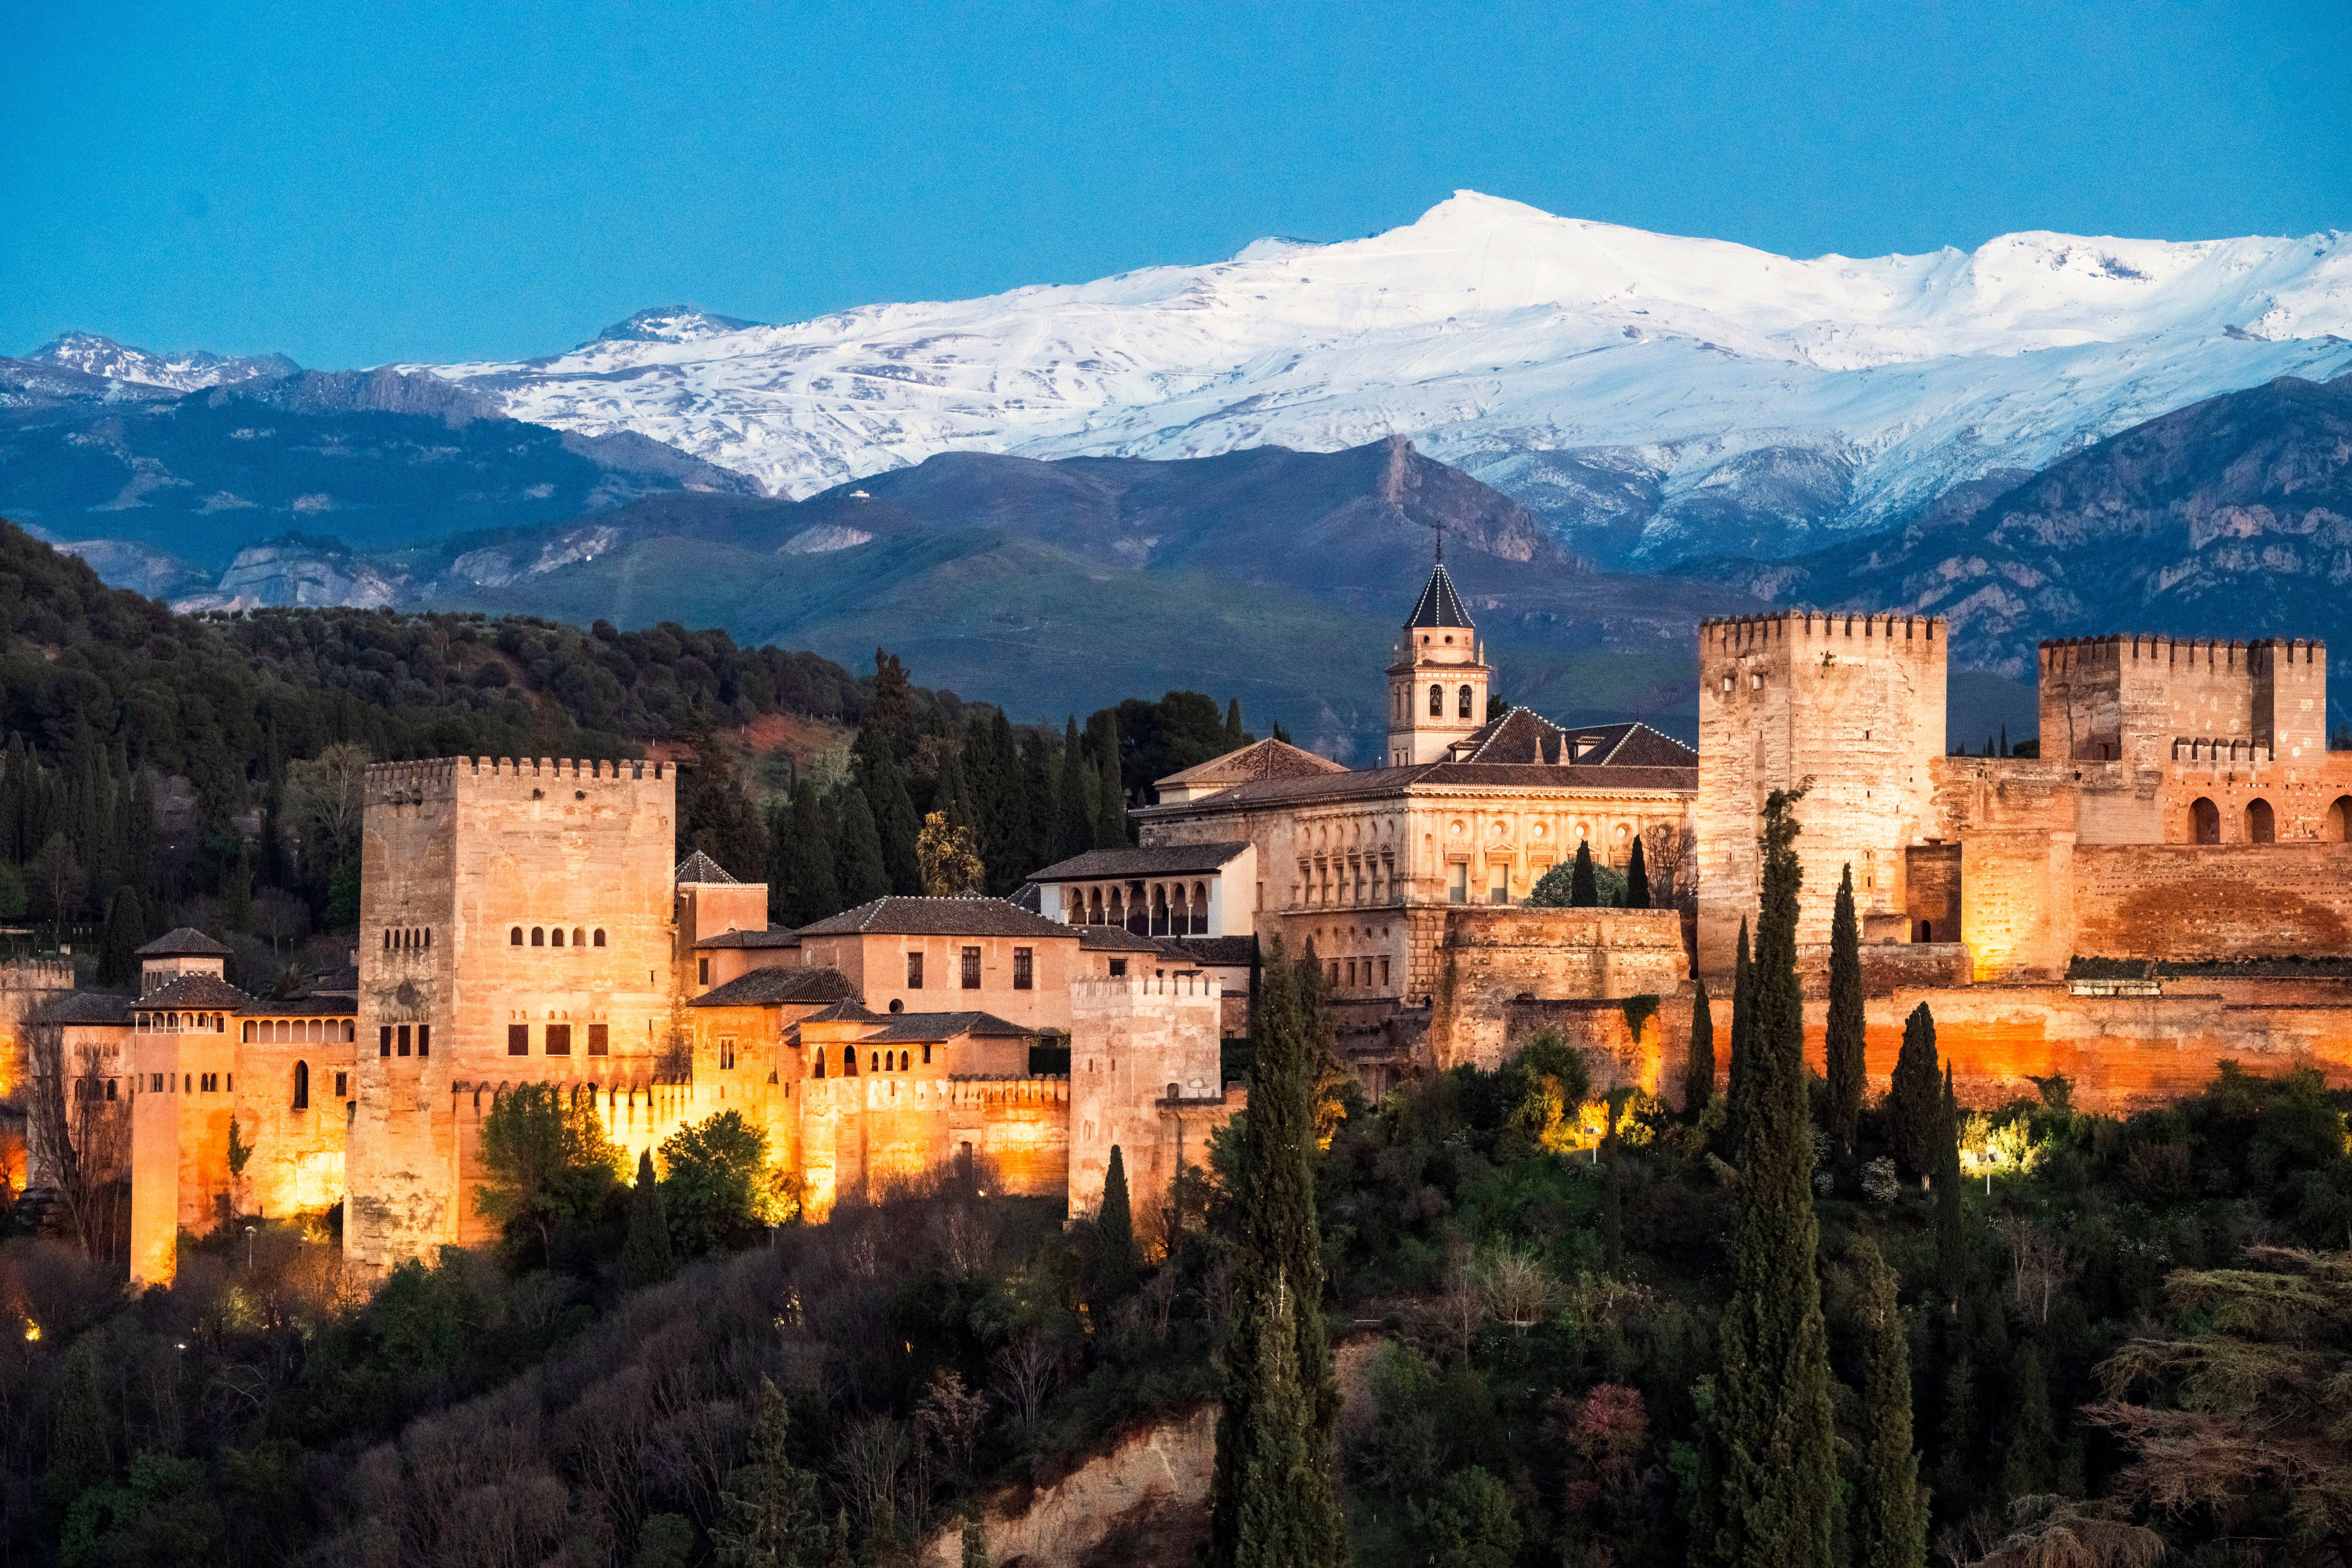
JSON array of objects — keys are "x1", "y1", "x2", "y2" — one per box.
[
  {"x1": 690, "y1": 966, "x2": 860, "y2": 1008},
  {"x1": 861, "y1": 1010, "x2": 1032, "y2": 1043},
  {"x1": 796, "y1": 1000, "x2": 887, "y2": 1025},
  {"x1": 1029, "y1": 842, "x2": 1251, "y2": 881},
  {"x1": 1078, "y1": 925, "x2": 1166, "y2": 952},
  {"x1": 674, "y1": 850, "x2": 740, "y2": 885},
  {"x1": 1406, "y1": 560, "x2": 1473, "y2": 629},
  {"x1": 1159, "y1": 935, "x2": 1258, "y2": 968},
  {"x1": 695, "y1": 928, "x2": 802, "y2": 950},
  {"x1": 133, "y1": 973, "x2": 252, "y2": 1011},
  {"x1": 1140, "y1": 757, "x2": 1695, "y2": 814},
  {"x1": 32, "y1": 991, "x2": 131, "y2": 1025},
  {"x1": 135, "y1": 926, "x2": 231, "y2": 958},
  {"x1": 1155, "y1": 738, "x2": 1346, "y2": 791},
  {"x1": 794, "y1": 895, "x2": 1077, "y2": 939}
]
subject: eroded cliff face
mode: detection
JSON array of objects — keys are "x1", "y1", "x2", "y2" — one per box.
[{"x1": 922, "y1": 1405, "x2": 1216, "y2": 1568}]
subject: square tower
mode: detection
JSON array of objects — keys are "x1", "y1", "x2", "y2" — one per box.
[
  {"x1": 344, "y1": 756, "x2": 677, "y2": 1275},
  {"x1": 1695, "y1": 612, "x2": 1947, "y2": 977},
  {"x1": 1385, "y1": 557, "x2": 1489, "y2": 767}
]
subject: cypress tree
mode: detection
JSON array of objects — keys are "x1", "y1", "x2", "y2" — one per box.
[
  {"x1": 1094, "y1": 714, "x2": 1128, "y2": 849},
  {"x1": 621, "y1": 1149, "x2": 675, "y2": 1289},
  {"x1": 1683, "y1": 978, "x2": 1716, "y2": 1113},
  {"x1": 1601, "y1": 1103, "x2": 1625, "y2": 1275},
  {"x1": 1016, "y1": 728, "x2": 1056, "y2": 882},
  {"x1": 1059, "y1": 718, "x2": 1092, "y2": 860},
  {"x1": 1998, "y1": 1345, "x2": 2055, "y2": 1500},
  {"x1": 835, "y1": 788, "x2": 890, "y2": 906},
  {"x1": 864, "y1": 748, "x2": 923, "y2": 895},
  {"x1": 1725, "y1": 919, "x2": 1754, "y2": 1152},
  {"x1": 1890, "y1": 1003, "x2": 1941, "y2": 1184},
  {"x1": 1570, "y1": 840, "x2": 1598, "y2": 907},
  {"x1": 1826, "y1": 864, "x2": 1865, "y2": 1159},
  {"x1": 1705, "y1": 788, "x2": 1835, "y2": 1568},
  {"x1": 1852, "y1": 1238, "x2": 1928, "y2": 1568},
  {"x1": 1936, "y1": 1066, "x2": 1966, "y2": 1304},
  {"x1": 1292, "y1": 940, "x2": 1350, "y2": 1148},
  {"x1": 1089, "y1": 1145, "x2": 1136, "y2": 1305},
  {"x1": 1224, "y1": 698, "x2": 1245, "y2": 749},
  {"x1": 96, "y1": 885, "x2": 144, "y2": 989},
  {"x1": 223, "y1": 842, "x2": 254, "y2": 932},
  {"x1": 771, "y1": 779, "x2": 841, "y2": 926},
  {"x1": 1208, "y1": 940, "x2": 1344, "y2": 1568},
  {"x1": 1626, "y1": 834, "x2": 1651, "y2": 908}
]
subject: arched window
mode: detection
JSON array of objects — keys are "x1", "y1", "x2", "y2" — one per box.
[
  {"x1": 2191, "y1": 797, "x2": 2221, "y2": 844},
  {"x1": 382, "y1": 931, "x2": 390, "y2": 950},
  {"x1": 293, "y1": 1059, "x2": 310, "y2": 1110},
  {"x1": 2247, "y1": 798, "x2": 2276, "y2": 844},
  {"x1": 1458, "y1": 684, "x2": 1473, "y2": 718},
  {"x1": 871, "y1": 1051, "x2": 881, "y2": 1073},
  {"x1": 1916, "y1": 920, "x2": 1933, "y2": 943},
  {"x1": 510, "y1": 926, "x2": 524, "y2": 946},
  {"x1": 424, "y1": 928, "x2": 430, "y2": 948},
  {"x1": 1429, "y1": 683, "x2": 1443, "y2": 716},
  {"x1": 844, "y1": 1046, "x2": 859, "y2": 1076},
  {"x1": 531, "y1": 927, "x2": 546, "y2": 947},
  {"x1": 592, "y1": 928, "x2": 606, "y2": 947},
  {"x1": 551, "y1": 927, "x2": 565, "y2": 947},
  {"x1": 573, "y1": 927, "x2": 586, "y2": 947},
  {"x1": 2328, "y1": 796, "x2": 2352, "y2": 842},
  {"x1": 813, "y1": 1052, "x2": 826, "y2": 1079}
]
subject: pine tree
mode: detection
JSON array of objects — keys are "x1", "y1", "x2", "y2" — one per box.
[
  {"x1": 835, "y1": 788, "x2": 891, "y2": 906},
  {"x1": 1890, "y1": 1003, "x2": 1942, "y2": 1183},
  {"x1": 1094, "y1": 714, "x2": 1128, "y2": 849},
  {"x1": 1705, "y1": 788, "x2": 1835, "y2": 1568},
  {"x1": 1208, "y1": 940, "x2": 1344, "y2": 1568},
  {"x1": 1999, "y1": 1345, "x2": 2055, "y2": 1500},
  {"x1": 96, "y1": 885, "x2": 144, "y2": 989},
  {"x1": 1059, "y1": 718, "x2": 1092, "y2": 860},
  {"x1": 622, "y1": 1149, "x2": 675, "y2": 1289},
  {"x1": 1726, "y1": 919, "x2": 1754, "y2": 1152},
  {"x1": 712, "y1": 1378, "x2": 842, "y2": 1568},
  {"x1": 1826, "y1": 865, "x2": 1865, "y2": 1159},
  {"x1": 1683, "y1": 979, "x2": 1716, "y2": 1114},
  {"x1": 1626, "y1": 834, "x2": 1651, "y2": 909},
  {"x1": 1852, "y1": 1239, "x2": 1928, "y2": 1568},
  {"x1": 1570, "y1": 840, "x2": 1598, "y2": 907},
  {"x1": 1936, "y1": 1066, "x2": 1966, "y2": 1304},
  {"x1": 1089, "y1": 1145, "x2": 1136, "y2": 1306}
]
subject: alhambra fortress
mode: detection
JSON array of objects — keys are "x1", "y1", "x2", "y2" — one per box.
[{"x1": 15, "y1": 557, "x2": 2352, "y2": 1285}]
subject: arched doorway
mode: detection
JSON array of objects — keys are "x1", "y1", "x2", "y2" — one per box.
[
  {"x1": 1916, "y1": 920, "x2": 1933, "y2": 943},
  {"x1": 2247, "y1": 799, "x2": 2276, "y2": 844},
  {"x1": 2191, "y1": 797, "x2": 2221, "y2": 844},
  {"x1": 2328, "y1": 796, "x2": 2352, "y2": 842}
]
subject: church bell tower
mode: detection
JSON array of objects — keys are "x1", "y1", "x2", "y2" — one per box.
[{"x1": 1385, "y1": 542, "x2": 1489, "y2": 766}]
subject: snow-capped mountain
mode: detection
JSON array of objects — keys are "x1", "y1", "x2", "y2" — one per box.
[
  {"x1": 30, "y1": 330, "x2": 299, "y2": 391},
  {"x1": 413, "y1": 192, "x2": 2352, "y2": 565}
]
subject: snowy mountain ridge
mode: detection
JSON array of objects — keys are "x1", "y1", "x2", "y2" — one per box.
[
  {"x1": 30, "y1": 330, "x2": 299, "y2": 392},
  {"x1": 411, "y1": 191, "x2": 2352, "y2": 563}
]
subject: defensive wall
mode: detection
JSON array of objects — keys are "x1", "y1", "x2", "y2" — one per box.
[
  {"x1": 1068, "y1": 976, "x2": 1234, "y2": 1225},
  {"x1": 1430, "y1": 907, "x2": 1686, "y2": 1070}
]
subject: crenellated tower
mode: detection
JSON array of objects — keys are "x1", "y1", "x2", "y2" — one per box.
[{"x1": 1385, "y1": 544, "x2": 1489, "y2": 767}]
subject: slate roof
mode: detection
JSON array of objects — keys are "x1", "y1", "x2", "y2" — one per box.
[
  {"x1": 1138, "y1": 756, "x2": 1697, "y2": 816},
  {"x1": 862, "y1": 1011, "x2": 1033, "y2": 1043},
  {"x1": 1406, "y1": 560, "x2": 1473, "y2": 629},
  {"x1": 794, "y1": 895, "x2": 1077, "y2": 939},
  {"x1": 132, "y1": 973, "x2": 253, "y2": 1012},
  {"x1": 32, "y1": 991, "x2": 132, "y2": 1026},
  {"x1": 1077, "y1": 924, "x2": 1166, "y2": 953},
  {"x1": 135, "y1": 927, "x2": 231, "y2": 958},
  {"x1": 689, "y1": 966, "x2": 860, "y2": 1008},
  {"x1": 1446, "y1": 710, "x2": 1699, "y2": 769},
  {"x1": 796, "y1": 1000, "x2": 887, "y2": 1025},
  {"x1": 1154, "y1": 738, "x2": 1346, "y2": 792},
  {"x1": 303, "y1": 964, "x2": 360, "y2": 995},
  {"x1": 1028, "y1": 842, "x2": 1252, "y2": 881},
  {"x1": 673, "y1": 851, "x2": 740, "y2": 885},
  {"x1": 1159, "y1": 935, "x2": 1258, "y2": 968},
  {"x1": 695, "y1": 928, "x2": 802, "y2": 950}
]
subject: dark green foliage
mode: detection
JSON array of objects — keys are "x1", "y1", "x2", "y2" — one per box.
[
  {"x1": 326, "y1": 852, "x2": 362, "y2": 930},
  {"x1": 1851, "y1": 1240, "x2": 1927, "y2": 1568},
  {"x1": 1602, "y1": 1108, "x2": 1626, "y2": 1275},
  {"x1": 660, "y1": 1110, "x2": 775, "y2": 1258},
  {"x1": 1089, "y1": 1145, "x2": 1136, "y2": 1306},
  {"x1": 1705, "y1": 788, "x2": 1834, "y2": 1568},
  {"x1": 1999, "y1": 1345, "x2": 2055, "y2": 1499},
  {"x1": 677, "y1": 714, "x2": 769, "y2": 883},
  {"x1": 1224, "y1": 698, "x2": 1246, "y2": 749},
  {"x1": 1093, "y1": 711, "x2": 1128, "y2": 849},
  {"x1": 1935, "y1": 1066, "x2": 1965, "y2": 1304},
  {"x1": 1684, "y1": 979, "x2": 1716, "y2": 1113},
  {"x1": 473, "y1": 1083, "x2": 625, "y2": 1263},
  {"x1": 1209, "y1": 939, "x2": 1344, "y2": 1568},
  {"x1": 1890, "y1": 1004, "x2": 1941, "y2": 1181},
  {"x1": 712, "y1": 1379, "x2": 840, "y2": 1568},
  {"x1": 1826, "y1": 865, "x2": 1865, "y2": 1157},
  {"x1": 1058, "y1": 716, "x2": 1092, "y2": 860},
  {"x1": 770, "y1": 778, "x2": 841, "y2": 926},
  {"x1": 96, "y1": 884, "x2": 144, "y2": 988},
  {"x1": 834, "y1": 788, "x2": 890, "y2": 906},
  {"x1": 633, "y1": 1513, "x2": 696, "y2": 1568},
  {"x1": 1626, "y1": 833, "x2": 1651, "y2": 909},
  {"x1": 859, "y1": 744, "x2": 923, "y2": 896},
  {"x1": 621, "y1": 1149, "x2": 675, "y2": 1290},
  {"x1": 56, "y1": 1450, "x2": 222, "y2": 1568},
  {"x1": 1406, "y1": 1465, "x2": 1521, "y2": 1568},
  {"x1": 1570, "y1": 840, "x2": 1598, "y2": 907},
  {"x1": 1726, "y1": 919, "x2": 1754, "y2": 1153}
]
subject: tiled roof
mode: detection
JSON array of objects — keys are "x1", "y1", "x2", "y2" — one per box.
[
  {"x1": 135, "y1": 926, "x2": 231, "y2": 958},
  {"x1": 1029, "y1": 842, "x2": 1252, "y2": 881},
  {"x1": 695, "y1": 928, "x2": 802, "y2": 950},
  {"x1": 673, "y1": 850, "x2": 740, "y2": 885},
  {"x1": 1155, "y1": 738, "x2": 1346, "y2": 790},
  {"x1": 32, "y1": 991, "x2": 132, "y2": 1026},
  {"x1": 690, "y1": 966, "x2": 860, "y2": 1008},
  {"x1": 1078, "y1": 924, "x2": 1165, "y2": 952},
  {"x1": 1139, "y1": 756, "x2": 1696, "y2": 815},
  {"x1": 1446, "y1": 712, "x2": 1699, "y2": 769},
  {"x1": 861, "y1": 1011, "x2": 1032, "y2": 1043},
  {"x1": 796, "y1": 1000, "x2": 887, "y2": 1025},
  {"x1": 133, "y1": 973, "x2": 253, "y2": 1012},
  {"x1": 242, "y1": 995, "x2": 358, "y2": 1017},
  {"x1": 303, "y1": 964, "x2": 360, "y2": 994},
  {"x1": 1159, "y1": 935, "x2": 1258, "y2": 968},
  {"x1": 1406, "y1": 560, "x2": 1473, "y2": 629},
  {"x1": 794, "y1": 895, "x2": 1077, "y2": 939}
]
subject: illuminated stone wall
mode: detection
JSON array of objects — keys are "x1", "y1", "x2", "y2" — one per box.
[
  {"x1": 1432, "y1": 907, "x2": 1687, "y2": 1070},
  {"x1": 1067, "y1": 977, "x2": 1229, "y2": 1224}
]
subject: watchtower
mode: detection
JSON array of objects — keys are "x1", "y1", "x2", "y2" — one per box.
[
  {"x1": 1694, "y1": 612, "x2": 1947, "y2": 977},
  {"x1": 2039, "y1": 635, "x2": 2327, "y2": 765},
  {"x1": 1385, "y1": 549, "x2": 1489, "y2": 767}
]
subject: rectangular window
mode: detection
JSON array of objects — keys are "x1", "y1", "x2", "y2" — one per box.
[
  {"x1": 1345, "y1": 959, "x2": 1357, "y2": 988},
  {"x1": 508, "y1": 1023, "x2": 529, "y2": 1056},
  {"x1": 1488, "y1": 863, "x2": 1509, "y2": 905},
  {"x1": 922, "y1": 1043, "x2": 932, "y2": 1064},
  {"x1": 151, "y1": 1073, "x2": 164, "y2": 1092},
  {"x1": 698, "y1": 957, "x2": 710, "y2": 986},
  {"x1": 1328, "y1": 960, "x2": 1339, "y2": 987},
  {"x1": 907, "y1": 951, "x2": 923, "y2": 989},
  {"x1": 961, "y1": 947, "x2": 981, "y2": 989},
  {"x1": 1447, "y1": 863, "x2": 1468, "y2": 904},
  {"x1": 397, "y1": 1024, "x2": 411, "y2": 1057},
  {"x1": 1380, "y1": 957, "x2": 1391, "y2": 988},
  {"x1": 719, "y1": 1036, "x2": 736, "y2": 1069},
  {"x1": 379, "y1": 1025, "x2": 392, "y2": 1058},
  {"x1": 417, "y1": 1024, "x2": 430, "y2": 1058},
  {"x1": 1109, "y1": 958, "x2": 1128, "y2": 978},
  {"x1": 1013, "y1": 947, "x2": 1033, "y2": 990},
  {"x1": 547, "y1": 1024, "x2": 572, "y2": 1056},
  {"x1": 334, "y1": 1071, "x2": 349, "y2": 1098},
  {"x1": 588, "y1": 1023, "x2": 609, "y2": 1056}
]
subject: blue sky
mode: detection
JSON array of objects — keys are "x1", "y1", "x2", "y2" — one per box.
[{"x1": 5, "y1": 0, "x2": 2347, "y2": 368}]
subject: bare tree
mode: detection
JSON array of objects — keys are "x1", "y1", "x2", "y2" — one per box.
[
  {"x1": 279, "y1": 742, "x2": 371, "y2": 872},
  {"x1": 1478, "y1": 1242, "x2": 1562, "y2": 1332},
  {"x1": 989, "y1": 1333, "x2": 1060, "y2": 1441},
  {"x1": 1443, "y1": 1236, "x2": 1484, "y2": 1358},
  {"x1": 2006, "y1": 1223, "x2": 2069, "y2": 1325},
  {"x1": 253, "y1": 888, "x2": 311, "y2": 955},
  {"x1": 1642, "y1": 823, "x2": 1698, "y2": 909},
  {"x1": 836, "y1": 1413, "x2": 913, "y2": 1536},
  {"x1": 26, "y1": 1021, "x2": 130, "y2": 1260},
  {"x1": 915, "y1": 1367, "x2": 985, "y2": 1488},
  {"x1": 29, "y1": 834, "x2": 87, "y2": 948}
]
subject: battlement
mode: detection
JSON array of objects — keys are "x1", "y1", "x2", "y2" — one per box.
[
  {"x1": 364, "y1": 756, "x2": 669, "y2": 804},
  {"x1": 2042, "y1": 631, "x2": 2328, "y2": 764},
  {"x1": 1700, "y1": 610, "x2": 1943, "y2": 650},
  {"x1": 2041, "y1": 635, "x2": 2325, "y2": 672},
  {"x1": 1069, "y1": 975, "x2": 1224, "y2": 1002}
]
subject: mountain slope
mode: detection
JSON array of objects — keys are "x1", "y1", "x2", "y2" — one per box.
[
  {"x1": 1672, "y1": 372, "x2": 2352, "y2": 704},
  {"x1": 415, "y1": 192, "x2": 2352, "y2": 565}
]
